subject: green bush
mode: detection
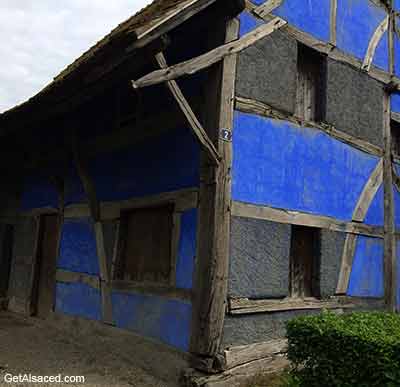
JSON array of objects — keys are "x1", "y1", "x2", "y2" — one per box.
[{"x1": 286, "y1": 311, "x2": 400, "y2": 386}]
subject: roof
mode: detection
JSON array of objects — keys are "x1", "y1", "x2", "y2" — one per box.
[{"x1": 0, "y1": 0, "x2": 218, "y2": 126}]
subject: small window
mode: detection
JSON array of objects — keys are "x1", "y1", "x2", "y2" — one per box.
[
  {"x1": 114, "y1": 205, "x2": 173, "y2": 284},
  {"x1": 289, "y1": 225, "x2": 321, "y2": 298},
  {"x1": 391, "y1": 119, "x2": 400, "y2": 156},
  {"x1": 296, "y1": 44, "x2": 326, "y2": 122}
]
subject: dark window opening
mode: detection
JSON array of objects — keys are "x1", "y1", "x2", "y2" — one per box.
[
  {"x1": 391, "y1": 119, "x2": 400, "y2": 156},
  {"x1": 296, "y1": 44, "x2": 326, "y2": 122},
  {"x1": 289, "y1": 225, "x2": 321, "y2": 298},
  {"x1": 114, "y1": 205, "x2": 173, "y2": 284}
]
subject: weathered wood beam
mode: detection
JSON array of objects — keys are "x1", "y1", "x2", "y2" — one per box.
[
  {"x1": 383, "y1": 92, "x2": 396, "y2": 311},
  {"x1": 228, "y1": 297, "x2": 355, "y2": 315},
  {"x1": 330, "y1": 0, "x2": 337, "y2": 45},
  {"x1": 56, "y1": 269, "x2": 100, "y2": 290},
  {"x1": 362, "y1": 16, "x2": 389, "y2": 72},
  {"x1": 235, "y1": 96, "x2": 383, "y2": 157},
  {"x1": 190, "y1": 18, "x2": 239, "y2": 357},
  {"x1": 222, "y1": 339, "x2": 287, "y2": 370},
  {"x1": 336, "y1": 159, "x2": 384, "y2": 294},
  {"x1": 155, "y1": 52, "x2": 221, "y2": 165},
  {"x1": 253, "y1": 0, "x2": 283, "y2": 19},
  {"x1": 231, "y1": 201, "x2": 384, "y2": 238},
  {"x1": 131, "y1": 17, "x2": 286, "y2": 89}
]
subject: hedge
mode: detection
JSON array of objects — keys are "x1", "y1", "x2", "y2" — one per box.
[{"x1": 286, "y1": 311, "x2": 400, "y2": 386}]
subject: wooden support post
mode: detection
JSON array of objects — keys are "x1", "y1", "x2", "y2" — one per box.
[
  {"x1": 190, "y1": 17, "x2": 239, "y2": 357},
  {"x1": 71, "y1": 134, "x2": 113, "y2": 324},
  {"x1": 383, "y1": 92, "x2": 397, "y2": 311},
  {"x1": 330, "y1": 0, "x2": 337, "y2": 46}
]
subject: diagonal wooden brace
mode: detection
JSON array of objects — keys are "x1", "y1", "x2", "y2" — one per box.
[{"x1": 154, "y1": 52, "x2": 221, "y2": 165}]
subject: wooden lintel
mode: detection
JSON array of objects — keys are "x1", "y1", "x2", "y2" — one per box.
[
  {"x1": 235, "y1": 96, "x2": 383, "y2": 157},
  {"x1": 131, "y1": 17, "x2": 286, "y2": 89},
  {"x1": 155, "y1": 52, "x2": 221, "y2": 166},
  {"x1": 56, "y1": 269, "x2": 100, "y2": 290},
  {"x1": 231, "y1": 201, "x2": 384, "y2": 238},
  {"x1": 253, "y1": 0, "x2": 283, "y2": 19}
]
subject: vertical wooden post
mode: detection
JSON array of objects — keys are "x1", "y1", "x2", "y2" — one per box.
[
  {"x1": 190, "y1": 17, "x2": 239, "y2": 357},
  {"x1": 383, "y1": 91, "x2": 396, "y2": 312}
]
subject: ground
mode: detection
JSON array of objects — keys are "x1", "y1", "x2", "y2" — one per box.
[{"x1": 0, "y1": 311, "x2": 176, "y2": 387}]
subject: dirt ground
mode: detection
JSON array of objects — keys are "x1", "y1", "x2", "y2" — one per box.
[{"x1": 0, "y1": 312, "x2": 177, "y2": 387}]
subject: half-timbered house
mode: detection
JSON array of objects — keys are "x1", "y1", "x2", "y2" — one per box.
[{"x1": 1, "y1": 0, "x2": 400, "y2": 385}]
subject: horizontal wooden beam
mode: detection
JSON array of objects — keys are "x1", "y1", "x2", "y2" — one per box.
[
  {"x1": 110, "y1": 280, "x2": 192, "y2": 302},
  {"x1": 222, "y1": 339, "x2": 287, "y2": 370},
  {"x1": 56, "y1": 269, "x2": 100, "y2": 290},
  {"x1": 235, "y1": 96, "x2": 383, "y2": 157},
  {"x1": 155, "y1": 52, "x2": 220, "y2": 165},
  {"x1": 63, "y1": 188, "x2": 199, "y2": 219},
  {"x1": 231, "y1": 201, "x2": 384, "y2": 238},
  {"x1": 131, "y1": 17, "x2": 287, "y2": 89},
  {"x1": 228, "y1": 297, "x2": 355, "y2": 315}
]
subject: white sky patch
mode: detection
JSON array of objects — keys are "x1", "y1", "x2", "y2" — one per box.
[{"x1": 0, "y1": 0, "x2": 152, "y2": 113}]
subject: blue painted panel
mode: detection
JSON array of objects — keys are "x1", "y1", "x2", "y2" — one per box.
[
  {"x1": 111, "y1": 292, "x2": 191, "y2": 351},
  {"x1": 272, "y1": 0, "x2": 330, "y2": 42},
  {"x1": 372, "y1": 30, "x2": 389, "y2": 71},
  {"x1": 176, "y1": 209, "x2": 197, "y2": 289},
  {"x1": 396, "y1": 0, "x2": 400, "y2": 10},
  {"x1": 238, "y1": 11, "x2": 264, "y2": 37},
  {"x1": 55, "y1": 282, "x2": 102, "y2": 321},
  {"x1": 391, "y1": 92, "x2": 400, "y2": 114},
  {"x1": 395, "y1": 21, "x2": 400, "y2": 77},
  {"x1": 394, "y1": 187, "x2": 400, "y2": 228},
  {"x1": 232, "y1": 112, "x2": 379, "y2": 221},
  {"x1": 21, "y1": 175, "x2": 58, "y2": 211},
  {"x1": 337, "y1": 0, "x2": 387, "y2": 61},
  {"x1": 89, "y1": 128, "x2": 199, "y2": 202},
  {"x1": 364, "y1": 185, "x2": 384, "y2": 226},
  {"x1": 348, "y1": 236, "x2": 384, "y2": 297},
  {"x1": 58, "y1": 218, "x2": 99, "y2": 275}
]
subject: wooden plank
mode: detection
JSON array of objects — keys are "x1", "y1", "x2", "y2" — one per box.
[
  {"x1": 235, "y1": 96, "x2": 383, "y2": 157},
  {"x1": 231, "y1": 201, "x2": 384, "y2": 238},
  {"x1": 56, "y1": 269, "x2": 100, "y2": 290},
  {"x1": 110, "y1": 280, "x2": 192, "y2": 302},
  {"x1": 190, "y1": 18, "x2": 239, "y2": 357},
  {"x1": 352, "y1": 159, "x2": 384, "y2": 221},
  {"x1": 131, "y1": 17, "x2": 287, "y2": 89},
  {"x1": 155, "y1": 52, "x2": 221, "y2": 166},
  {"x1": 228, "y1": 297, "x2": 354, "y2": 315},
  {"x1": 393, "y1": 166, "x2": 400, "y2": 192},
  {"x1": 129, "y1": 0, "x2": 219, "y2": 50},
  {"x1": 169, "y1": 212, "x2": 181, "y2": 287},
  {"x1": 362, "y1": 16, "x2": 389, "y2": 71},
  {"x1": 389, "y1": 10, "x2": 395, "y2": 75},
  {"x1": 330, "y1": 0, "x2": 337, "y2": 46},
  {"x1": 253, "y1": 0, "x2": 283, "y2": 19},
  {"x1": 223, "y1": 339, "x2": 287, "y2": 370},
  {"x1": 383, "y1": 92, "x2": 396, "y2": 311},
  {"x1": 336, "y1": 234, "x2": 358, "y2": 294}
]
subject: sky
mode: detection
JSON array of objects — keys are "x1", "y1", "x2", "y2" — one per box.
[{"x1": 0, "y1": 0, "x2": 152, "y2": 113}]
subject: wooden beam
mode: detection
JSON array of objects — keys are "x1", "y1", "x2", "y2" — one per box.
[
  {"x1": 231, "y1": 201, "x2": 384, "y2": 238},
  {"x1": 228, "y1": 297, "x2": 355, "y2": 315},
  {"x1": 131, "y1": 17, "x2": 287, "y2": 89},
  {"x1": 56, "y1": 269, "x2": 100, "y2": 290},
  {"x1": 383, "y1": 92, "x2": 396, "y2": 311},
  {"x1": 222, "y1": 339, "x2": 287, "y2": 370},
  {"x1": 190, "y1": 18, "x2": 239, "y2": 357},
  {"x1": 336, "y1": 234, "x2": 358, "y2": 294},
  {"x1": 253, "y1": 0, "x2": 283, "y2": 19},
  {"x1": 155, "y1": 52, "x2": 221, "y2": 165},
  {"x1": 352, "y1": 159, "x2": 384, "y2": 221},
  {"x1": 330, "y1": 0, "x2": 337, "y2": 46},
  {"x1": 389, "y1": 9, "x2": 395, "y2": 75},
  {"x1": 362, "y1": 16, "x2": 389, "y2": 72},
  {"x1": 235, "y1": 96, "x2": 383, "y2": 157}
]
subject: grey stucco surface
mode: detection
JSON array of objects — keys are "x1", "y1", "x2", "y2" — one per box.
[
  {"x1": 229, "y1": 216, "x2": 291, "y2": 299},
  {"x1": 325, "y1": 59, "x2": 384, "y2": 147},
  {"x1": 236, "y1": 30, "x2": 298, "y2": 114},
  {"x1": 320, "y1": 230, "x2": 345, "y2": 297}
]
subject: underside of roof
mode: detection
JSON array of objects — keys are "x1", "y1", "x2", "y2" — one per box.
[{"x1": 0, "y1": 0, "x2": 222, "y2": 129}]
